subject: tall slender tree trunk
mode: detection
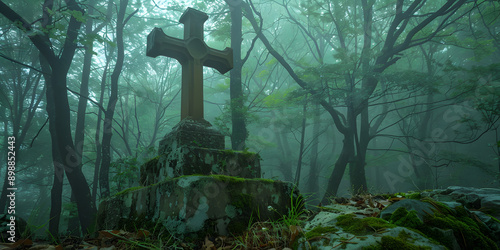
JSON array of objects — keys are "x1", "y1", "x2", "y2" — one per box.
[
  {"x1": 92, "y1": 52, "x2": 111, "y2": 204},
  {"x1": 67, "y1": 4, "x2": 96, "y2": 235},
  {"x1": 351, "y1": 107, "x2": 369, "y2": 194},
  {"x1": 228, "y1": 0, "x2": 247, "y2": 150},
  {"x1": 321, "y1": 131, "x2": 353, "y2": 203},
  {"x1": 306, "y1": 102, "x2": 321, "y2": 201},
  {"x1": 100, "y1": 0, "x2": 136, "y2": 198},
  {"x1": 295, "y1": 99, "x2": 308, "y2": 185},
  {"x1": 348, "y1": 0, "x2": 373, "y2": 195}
]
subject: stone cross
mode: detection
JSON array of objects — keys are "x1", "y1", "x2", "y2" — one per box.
[{"x1": 147, "y1": 8, "x2": 233, "y2": 121}]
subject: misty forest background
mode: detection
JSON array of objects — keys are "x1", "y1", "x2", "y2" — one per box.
[{"x1": 0, "y1": 0, "x2": 499, "y2": 237}]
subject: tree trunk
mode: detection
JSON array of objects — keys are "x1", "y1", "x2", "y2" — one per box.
[
  {"x1": 228, "y1": 0, "x2": 247, "y2": 150},
  {"x1": 321, "y1": 131, "x2": 354, "y2": 204},
  {"x1": 0, "y1": 0, "x2": 98, "y2": 235},
  {"x1": 294, "y1": 100, "x2": 307, "y2": 185},
  {"x1": 46, "y1": 61, "x2": 96, "y2": 236},
  {"x1": 92, "y1": 52, "x2": 111, "y2": 204},
  {"x1": 350, "y1": 107, "x2": 369, "y2": 194},
  {"x1": 100, "y1": 0, "x2": 135, "y2": 198},
  {"x1": 306, "y1": 102, "x2": 320, "y2": 201},
  {"x1": 347, "y1": 0, "x2": 372, "y2": 195},
  {"x1": 68, "y1": 4, "x2": 96, "y2": 235}
]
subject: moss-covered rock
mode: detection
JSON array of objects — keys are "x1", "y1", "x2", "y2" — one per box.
[
  {"x1": 381, "y1": 197, "x2": 499, "y2": 249},
  {"x1": 97, "y1": 175, "x2": 301, "y2": 241},
  {"x1": 376, "y1": 233, "x2": 431, "y2": 250},
  {"x1": 389, "y1": 207, "x2": 424, "y2": 228}
]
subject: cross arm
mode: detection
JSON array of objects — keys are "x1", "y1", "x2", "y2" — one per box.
[
  {"x1": 205, "y1": 48, "x2": 233, "y2": 74},
  {"x1": 147, "y1": 28, "x2": 189, "y2": 63}
]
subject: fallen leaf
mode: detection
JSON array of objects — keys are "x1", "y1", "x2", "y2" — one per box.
[
  {"x1": 289, "y1": 225, "x2": 302, "y2": 245},
  {"x1": 136, "y1": 229, "x2": 150, "y2": 239},
  {"x1": 11, "y1": 238, "x2": 32, "y2": 248}
]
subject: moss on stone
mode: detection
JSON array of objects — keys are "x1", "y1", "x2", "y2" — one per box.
[
  {"x1": 114, "y1": 186, "x2": 145, "y2": 196},
  {"x1": 421, "y1": 212, "x2": 498, "y2": 249},
  {"x1": 211, "y1": 174, "x2": 247, "y2": 183},
  {"x1": 363, "y1": 230, "x2": 431, "y2": 250},
  {"x1": 231, "y1": 193, "x2": 254, "y2": 209},
  {"x1": 336, "y1": 214, "x2": 395, "y2": 235},
  {"x1": 304, "y1": 226, "x2": 337, "y2": 240},
  {"x1": 255, "y1": 178, "x2": 275, "y2": 183},
  {"x1": 389, "y1": 207, "x2": 423, "y2": 228},
  {"x1": 421, "y1": 197, "x2": 454, "y2": 215},
  {"x1": 381, "y1": 198, "x2": 497, "y2": 249},
  {"x1": 406, "y1": 192, "x2": 422, "y2": 200},
  {"x1": 377, "y1": 234, "x2": 430, "y2": 250}
]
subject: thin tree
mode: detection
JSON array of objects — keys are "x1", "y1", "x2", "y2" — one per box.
[
  {"x1": 99, "y1": 0, "x2": 138, "y2": 198},
  {"x1": 0, "y1": 0, "x2": 96, "y2": 236}
]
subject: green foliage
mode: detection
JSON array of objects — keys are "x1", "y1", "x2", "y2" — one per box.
[
  {"x1": 110, "y1": 156, "x2": 141, "y2": 194},
  {"x1": 69, "y1": 10, "x2": 85, "y2": 22},
  {"x1": 384, "y1": 70, "x2": 440, "y2": 93},
  {"x1": 261, "y1": 87, "x2": 300, "y2": 108},
  {"x1": 267, "y1": 186, "x2": 306, "y2": 227}
]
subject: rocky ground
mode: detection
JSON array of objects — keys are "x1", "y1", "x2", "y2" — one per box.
[{"x1": 1, "y1": 186, "x2": 499, "y2": 249}]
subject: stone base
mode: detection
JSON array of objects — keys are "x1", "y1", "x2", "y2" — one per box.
[
  {"x1": 97, "y1": 175, "x2": 301, "y2": 239},
  {"x1": 140, "y1": 147, "x2": 261, "y2": 186},
  {"x1": 159, "y1": 118, "x2": 224, "y2": 153}
]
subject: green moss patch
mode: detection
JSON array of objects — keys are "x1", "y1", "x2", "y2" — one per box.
[
  {"x1": 375, "y1": 233, "x2": 430, "y2": 250},
  {"x1": 363, "y1": 230, "x2": 431, "y2": 250},
  {"x1": 304, "y1": 226, "x2": 337, "y2": 240},
  {"x1": 384, "y1": 198, "x2": 499, "y2": 250},
  {"x1": 422, "y1": 212, "x2": 497, "y2": 249},
  {"x1": 336, "y1": 214, "x2": 395, "y2": 235},
  {"x1": 389, "y1": 207, "x2": 423, "y2": 228}
]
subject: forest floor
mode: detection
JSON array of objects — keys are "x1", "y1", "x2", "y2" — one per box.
[
  {"x1": 0, "y1": 194, "x2": 401, "y2": 249},
  {"x1": 1, "y1": 188, "x2": 498, "y2": 249}
]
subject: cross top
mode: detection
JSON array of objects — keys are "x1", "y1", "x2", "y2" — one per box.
[{"x1": 147, "y1": 8, "x2": 233, "y2": 121}]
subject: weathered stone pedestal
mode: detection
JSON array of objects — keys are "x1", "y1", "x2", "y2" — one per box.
[
  {"x1": 97, "y1": 176, "x2": 300, "y2": 238},
  {"x1": 96, "y1": 119, "x2": 300, "y2": 239},
  {"x1": 140, "y1": 119, "x2": 261, "y2": 186}
]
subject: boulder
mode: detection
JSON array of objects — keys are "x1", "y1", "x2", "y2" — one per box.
[
  {"x1": 422, "y1": 186, "x2": 500, "y2": 220},
  {"x1": 379, "y1": 199, "x2": 435, "y2": 222}
]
